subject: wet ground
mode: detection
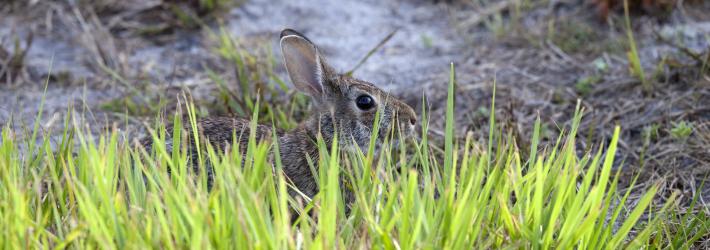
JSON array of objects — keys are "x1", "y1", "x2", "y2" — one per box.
[{"x1": 1, "y1": 0, "x2": 709, "y2": 204}]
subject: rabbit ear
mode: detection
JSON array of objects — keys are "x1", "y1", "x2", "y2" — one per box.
[{"x1": 280, "y1": 29, "x2": 333, "y2": 97}]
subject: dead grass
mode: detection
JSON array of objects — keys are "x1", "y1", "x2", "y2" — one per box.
[
  {"x1": 437, "y1": 0, "x2": 710, "y2": 210},
  {"x1": 0, "y1": 33, "x2": 32, "y2": 86},
  {"x1": 0, "y1": 1, "x2": 708, "y2": 242}
]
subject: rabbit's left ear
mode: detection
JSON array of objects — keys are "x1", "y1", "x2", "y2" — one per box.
[{"x1": 280, "y1": 29, "x2": 335, "y2": 98}]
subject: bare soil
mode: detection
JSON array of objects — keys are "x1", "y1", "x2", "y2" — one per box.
[{"x1": 1, "y1": 0, "x2": 708, "y2": 210}]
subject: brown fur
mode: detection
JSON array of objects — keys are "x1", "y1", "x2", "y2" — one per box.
[{"x1": 140, "y1": 29, "x2": 417, "y2": 213}]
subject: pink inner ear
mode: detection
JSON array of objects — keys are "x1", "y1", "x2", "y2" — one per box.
[{"x1": 281, "y1": 36, "x2": 324, "y2": 96}]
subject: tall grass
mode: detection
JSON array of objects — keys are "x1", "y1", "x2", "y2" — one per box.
[
  {"x1": 623, "y1": 0, "x2": 650, "y2": 92},
  {"x1": 0, "y1": 65, "x2": 706, "y2": 249}
]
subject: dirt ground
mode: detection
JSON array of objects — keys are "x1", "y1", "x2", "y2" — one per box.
[{"x1": 1, "y1": 0, "x2": 708, "y2": 209}]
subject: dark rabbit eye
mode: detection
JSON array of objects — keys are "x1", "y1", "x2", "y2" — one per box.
[{"x1": 355, "y1": 95, "x2": 375, "y2": 110}]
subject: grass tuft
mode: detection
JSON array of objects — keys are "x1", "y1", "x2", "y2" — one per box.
[
  {"x1": 0, "y1": 63, "x2": 705, "y2": 248},
  {"x1": 623, "y1": 0, "x2": 651, "y2": 92}
]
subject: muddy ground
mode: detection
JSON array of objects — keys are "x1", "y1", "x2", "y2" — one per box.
[{"x1": 1, "y1": 0, "x2": 709, "y2": 208}]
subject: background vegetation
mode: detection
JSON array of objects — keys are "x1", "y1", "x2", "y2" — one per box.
[{"x1": 1, "y1": 0, "x2": 708, "y2": 248}]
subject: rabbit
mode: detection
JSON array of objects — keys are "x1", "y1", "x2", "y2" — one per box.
[{"x1": 140, "y1": 28, "x2": 418, "y2": 212}]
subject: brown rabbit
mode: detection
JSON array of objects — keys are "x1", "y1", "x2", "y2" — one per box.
[{"x1": 141, "y1": 29, "x2": 417, "y2": 210}]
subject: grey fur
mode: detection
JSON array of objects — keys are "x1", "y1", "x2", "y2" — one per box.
[{"x1": 140, "y1": 29, "x2": 417, "y2": 213}]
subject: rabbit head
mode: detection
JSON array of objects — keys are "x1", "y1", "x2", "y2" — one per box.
[{"x1": 280, "y1": 29, "x2": 417, "y2": 152}]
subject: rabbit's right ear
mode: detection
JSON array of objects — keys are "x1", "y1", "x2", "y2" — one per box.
[{"x1": 280, "y1": 29, "x2": 332, "y2": 97}]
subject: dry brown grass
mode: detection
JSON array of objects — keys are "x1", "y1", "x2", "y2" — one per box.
[{"x1": 1, "y1": 0, "x2": 708, "y2": 222}]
